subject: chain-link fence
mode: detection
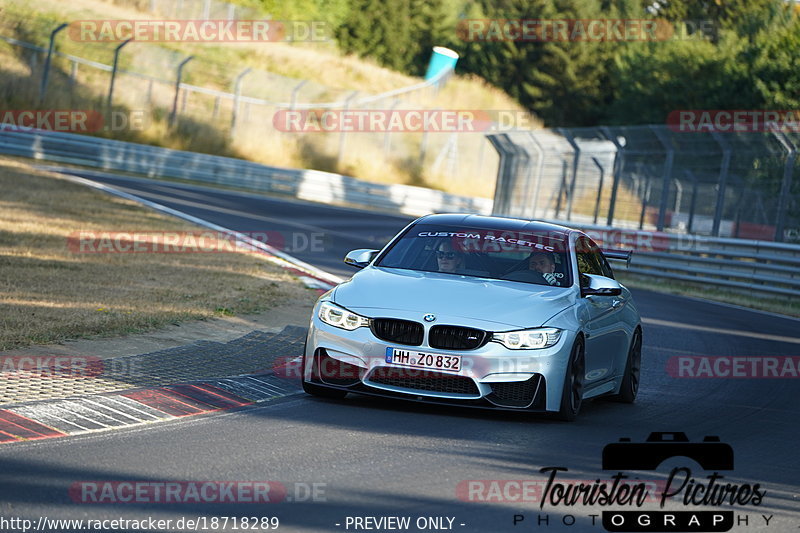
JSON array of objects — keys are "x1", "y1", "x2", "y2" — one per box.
[
  {"x1": 0, "y1": 9, "x2": 501, "y2": 197},
  {"x1": 488, "y1": 127, "x2": 800, "y2": 242}
]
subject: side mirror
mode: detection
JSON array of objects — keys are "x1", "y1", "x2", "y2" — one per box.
[
  {"x1": 581, "y1": 274, "x2": 622, "y2": 297},
  {"x1": 344, "y1": 249, "x2": 379, "y2": 269}
]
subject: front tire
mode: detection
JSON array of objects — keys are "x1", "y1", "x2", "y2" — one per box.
[
  {"x1": 554, "y1": 336, "x2": 585, "y2": 421},
  {"x1": 610, "y1": 328, "x2": 642, "y2": 404}
]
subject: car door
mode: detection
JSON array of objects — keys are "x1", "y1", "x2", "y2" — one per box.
[{"x1": 575, "y1": 237, "x2": 622, "y2": 385}]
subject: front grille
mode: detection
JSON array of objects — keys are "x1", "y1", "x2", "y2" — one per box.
[
  {"x1": 371, "y1": 319, "x2": 424, "y2": 346},
  {"x1": 429, "y1": 325, "x2": 488, "y2": 350},
  {"x1": 316, "y1": 350, "x2": 364, "y2": 386},
  {"x1": 367, "y1": 366, "x2": 479, "y2": 395},
  {"x1": 487, "y1": 376, "x2": 541, "y2": 408}
]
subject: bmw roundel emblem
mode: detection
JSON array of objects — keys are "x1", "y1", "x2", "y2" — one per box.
[{"x1": 423, "y1": 313, "x2": 436, "y2": 322}]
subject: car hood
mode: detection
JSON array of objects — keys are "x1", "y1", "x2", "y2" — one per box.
[{"x1": 333, "y1": 267, "x2": 576, "y2": 329}]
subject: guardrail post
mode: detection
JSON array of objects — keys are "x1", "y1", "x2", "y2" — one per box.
[
  {"x1": 107, "y1": 38, "x2": 132, "y2": 110},
  {"x1": 338, "y1": 91, "x2": 359, "y2": 166},
  {"x1": 39, "y1": 23, "x2": 69, "y2": 104},
  {"x1": 711, "y1": 131, "x2": 731, "y2": 237},
  {"x1": 773, "y1": 131, "x2": 797, "y2": 242},
  {"x1": 169, "y1": 55, "x2": 194, "y2": 127},
  {"x1": 230, "y1": 67, "x2": 252, "y2": 137},
  {"x1": 592, "y1": 157, "x2": 604, "y2": 224},
  {"x1": 652, "y1": 126, "x2": 675, "y2": 231}
]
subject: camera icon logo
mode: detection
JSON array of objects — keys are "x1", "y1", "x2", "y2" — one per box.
[{"x1": 602, "y1": 432, "x2": 734, "y2": 471}]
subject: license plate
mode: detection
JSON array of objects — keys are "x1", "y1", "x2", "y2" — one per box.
[{"x1": 385, "y1": 347, "x2": 461, "y2": 372}]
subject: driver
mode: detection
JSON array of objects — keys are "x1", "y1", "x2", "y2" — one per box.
[{"x1": 435, "y1": 241, "x2": 465, "y2": 274}]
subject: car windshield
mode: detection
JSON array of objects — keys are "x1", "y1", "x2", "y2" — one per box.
[{"x1": 376, "y1": 224, "x2": 572, "y2": 287}]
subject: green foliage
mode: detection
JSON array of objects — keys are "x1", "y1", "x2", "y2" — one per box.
[{"x1": 263, "y1": 0, "x2": 799, "y2": 128}]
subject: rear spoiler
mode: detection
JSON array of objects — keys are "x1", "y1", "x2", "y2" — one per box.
[{"x1": 602, "y1": 249, "x2": 632, "y2": 266}]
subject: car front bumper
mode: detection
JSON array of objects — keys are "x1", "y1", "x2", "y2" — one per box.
[{"x1": 304, "y1": 312, "x2": 577, "y2": 413}]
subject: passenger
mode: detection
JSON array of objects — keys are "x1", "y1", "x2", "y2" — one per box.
[
  {"x1": 528, "y1": 251, "x2": 559, "y2": 286},
  {"x1": 436, "y1": 241, "x2": 465, "y2": 274}
]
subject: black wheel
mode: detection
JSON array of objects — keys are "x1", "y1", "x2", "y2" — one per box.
[
  {"x1": 554, "y1": 336, "x2": 585, "y2": 421},
  {"x1": 300, "y1": 347, "x2": 348, "y2": 399},
  {"x1": 610, "y1": 328, "x2": 642, "y2": 404}
]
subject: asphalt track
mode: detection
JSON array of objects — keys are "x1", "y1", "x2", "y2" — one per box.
[{"x1": 0, "y1": 169, "x2": 798, "y2": 532}]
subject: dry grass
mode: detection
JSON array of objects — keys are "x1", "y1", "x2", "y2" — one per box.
[
  {"x1": 0, "y1": 0, "x2": 536, "y2": 197},
  {"x1": 0, "y1": 157, "x2": 315, "y2": 350}
]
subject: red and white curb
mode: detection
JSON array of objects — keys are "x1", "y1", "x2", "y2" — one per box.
[{"x1": 0, "y1": 374, "x2": 298, "y2": 444}]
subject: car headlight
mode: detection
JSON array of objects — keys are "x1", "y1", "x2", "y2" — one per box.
[
  {"x1": 318, "y1": 302, "x2": 370, "y2": 331},
  {"x1": 491, "y1": 328, "x2": 562, "y2": 350}
]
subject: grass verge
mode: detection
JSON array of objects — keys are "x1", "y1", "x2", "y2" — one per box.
[
  {"x1": 616, "y1": 271, "x2": 800, "y2": 318},
  {"x1": 0, "y1": 156, "x2": 317, "y2": 350}
]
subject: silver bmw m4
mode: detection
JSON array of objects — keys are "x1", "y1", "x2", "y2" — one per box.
[{"x1": 302, "y1": 214, "x2": 642, "y2": 420}]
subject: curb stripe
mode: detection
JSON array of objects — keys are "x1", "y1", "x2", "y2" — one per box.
[
  {"x1": 1, "y1": 374, "x2": 301, "y2": 445},
  {"x1": 169, "y1": 384, "x2": 251, "y2": 409},
  {"x1": 0, "y1": 410, "x2": 66, "y2": 441},
  {"x1": 121, "y1": 389, "x2": 211, "y2": 417}
]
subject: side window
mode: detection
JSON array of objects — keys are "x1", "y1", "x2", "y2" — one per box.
[
  {"x1": 599, "y1": 253, "x2": 615, "y2": 280},
  {"x1": 576, "y1": 237, "x2": 604, "y2": 287}
]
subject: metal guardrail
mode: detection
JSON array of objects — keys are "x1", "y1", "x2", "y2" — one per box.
[
  {"x1": 1, "y1": 127, "x2": 797, "y2": 298},
  {"x1": 0, "y1": 127, "x2": 492, "y2": 217},
  {"x1": 572, "y1": 223, "x2": 800, "y2": 297}
]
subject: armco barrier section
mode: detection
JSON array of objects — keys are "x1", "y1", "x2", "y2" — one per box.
[
  {"x1": 572, "y1": 223, "x2": 800, "y2": 297},
  {"x1": 0, "y1": 127, "x2": 492, "y2": 217},
  {"x1": 2, "y1": 127, "x2": 798, "y2": 298}
]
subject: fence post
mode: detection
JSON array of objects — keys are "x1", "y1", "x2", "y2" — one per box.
[
  {"x1": 169, "y1": 55, "x2": 194, "y2": 127},
  {"x1": 107, "y1": 38, "x2": 132, "y2": 110},
  {"x1": 559, "y1": 129, "x2": 581, "y2": 222},
  {"x1": 338, "y1": 91, "x2": 359, "y2": 166},
  {"x1": 290, "y1": 79, "x2": 308, "y2": 110},
  {"x1": 651, "y1": 126, "x2": 675, "y2": 231},
  {"x1": 711, "y1": 131, "x2": 731, "y2": 237},
  {"x1": 554, "y1": 160, "x2": 568, "y2": 218},
  {"x1": 230, "y1": 67, "x2": 252, "y2": 136},
  {"x1": 526, "y1": 132, "x2": 546, "y2": 219},
  {"x1": 383, "y1": 98, "x2": 400, "y2": 158},
  {"x1": 773, "y1": 131, "x2": 797, "y2": 242},
  {"x1": 600, "y1": 127, "x2": 625, "y2": 227},
  {"x1": 39, "y1": 23, "x2": 69, "y2": 104},
  {"x1": 639, "y1": 174, "x2": 652, "y2": 230},
  {"x1": 684, "y1": 169, "x2": 698, "y2": 233},
  {"x1": 592, "y1": 157, "x2": 604, "y2": 224}
]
